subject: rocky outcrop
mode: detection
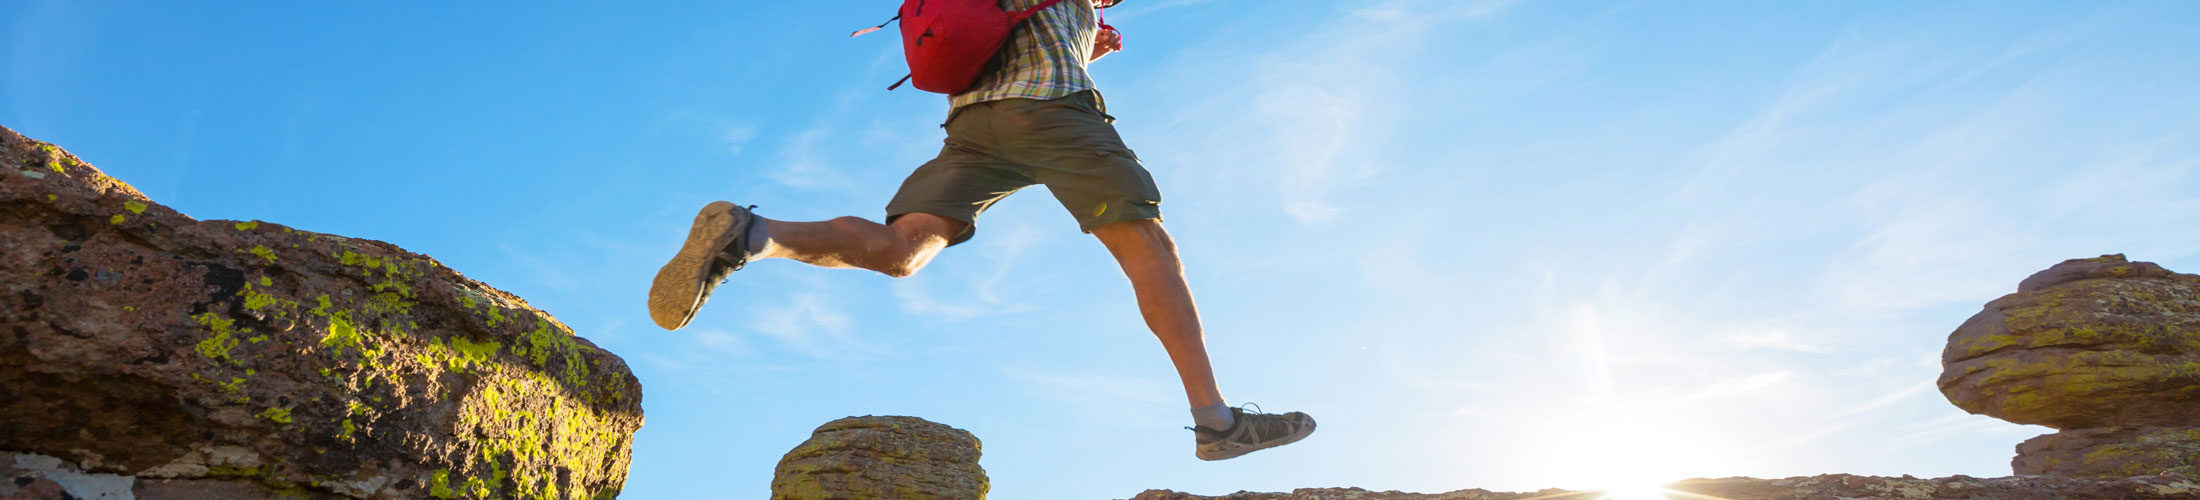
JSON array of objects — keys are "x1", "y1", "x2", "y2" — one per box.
[
  {"x1": 1124, "y1": 474, "x2": 2200, "y2": 500},
  {"x1": 0, "y1": 125, "x2": 644, "y2": 499},
  {"x1": 771, "y1": 416, "x2": 987, "y2": 500},
  {"x1": 1937, "y1": 254, "x2": 2200, "y2": 477},
  {"x1": 2014, "y1": 427, "x2": 2200, "y2": 478}
]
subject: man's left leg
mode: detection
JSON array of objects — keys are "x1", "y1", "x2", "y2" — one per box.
[
  {"x1": 1090, "y1": 219, "x2": 1221, "y2": 408},
  {"x1": 1090, "y1": 219, "x2": 1315, "y2": 461},
  {"x1": 991, "y1": 90, "x2": 1315, "y2": 460}
]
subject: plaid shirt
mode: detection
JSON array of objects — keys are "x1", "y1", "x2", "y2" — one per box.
[{"x1": 948, "y1": 0, "x2": 1104, "y2": 110}]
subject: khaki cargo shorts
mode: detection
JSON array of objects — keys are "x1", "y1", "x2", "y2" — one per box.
[{"x1": 885, "y1": 90, "x2": 1162, "y2": 246}]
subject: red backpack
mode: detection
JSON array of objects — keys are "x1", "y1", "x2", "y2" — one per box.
[{"x1": 852, "y1": 0, "x2": 1071, "y2": 94}]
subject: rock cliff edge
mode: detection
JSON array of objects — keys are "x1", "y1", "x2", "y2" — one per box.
[{"x1": 0, "y1": 125, "x2": 643, "y2": 499}]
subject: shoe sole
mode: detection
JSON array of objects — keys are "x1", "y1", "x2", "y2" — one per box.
[
  {"x1": 648, "y1": 201, "x2": 747, "y2": 330},
  {"x1": 1196, "y1": 418, "x2": 1316, "y2": 461}
]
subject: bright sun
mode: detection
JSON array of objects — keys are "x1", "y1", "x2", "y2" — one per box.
[
  {"x1": 1597, "y1": 483, "x2": 1676, "y2": 500},
  {"x1": 1524, "y1": 407, "x2": 1733, "y2": 500}
]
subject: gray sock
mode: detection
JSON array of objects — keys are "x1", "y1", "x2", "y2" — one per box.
[
  {"x1": 741, "y1": 219, "x2": 773, "y2": 258},
  {"x1": 1191, "y1": 402, "x2": 1235, "y2": 432}
]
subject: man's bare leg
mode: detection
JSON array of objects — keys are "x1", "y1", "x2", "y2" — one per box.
[
  {"x1": 1092, "y1": 218, "x2": 1315, "y2": 460},
  {"x1": 754, "y1": 213, "x2": 967, "y2": 278},
  {"x1": 1090, "y1": 219, "x2": 1224, "y2": 408},
  {"x1": 648, "y1": 206, "x2": 967, "y2": 330}
]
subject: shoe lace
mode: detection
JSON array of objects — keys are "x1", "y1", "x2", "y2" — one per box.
[
  {"x1": 1234, "y1": 403, "x2": 1297, "y2": 442},
  {"x1": 1183, "y1": 403, "x2": 1288, "y2": 439}
]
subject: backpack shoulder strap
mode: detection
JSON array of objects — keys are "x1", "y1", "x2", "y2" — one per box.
[{"x1": 1006, "y1": 0, "x2": 1072, "y2": 23}]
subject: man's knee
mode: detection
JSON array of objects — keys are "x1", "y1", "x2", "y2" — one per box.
[
  {"x1": 1096, "y1": 218, "x2": 1172, "y2": 246},
  {"x1": 880, "y1": 260, "x2": 923, "y2": 279},
  {"x1": 880, "y1": 214, "x2": 965, "y2": 278},
  {"x1": 1094, "y1": 219, "x2": 1180, "y2": 268}
]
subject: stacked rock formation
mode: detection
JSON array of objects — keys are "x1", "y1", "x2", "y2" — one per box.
[
  {"x1": 1938, "y1": 254, "x2": 2200, "y2": 477},
  {"x1": 0, "y1": 125, "x2": 644, "y2": 499},
  {"x1": 1125, "y1": 474, "x2": 2200, "y2": 500},
  {"x1": 772, "y1": 416, "x2": 988, "y2": 500}
]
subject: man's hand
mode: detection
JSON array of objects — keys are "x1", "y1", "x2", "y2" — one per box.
[{"x1": 1091, "y1": 29, "x2": 1123, "y2": 62}]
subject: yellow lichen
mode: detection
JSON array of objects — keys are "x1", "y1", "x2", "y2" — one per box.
[
  {"x1": 193, "y1": 312, "x2": 243, "y2": 363},
  {"x1": 258, "y1": 407, "x2": 293, "y2": 424}
]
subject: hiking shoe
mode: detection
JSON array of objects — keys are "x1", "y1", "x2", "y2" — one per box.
[
  {"x1": 1192, "y1": 404, "x2": 1316, "y2": 461},
  {"x1": 648, "y1": 201, "x2": 758, "y2": 330}
]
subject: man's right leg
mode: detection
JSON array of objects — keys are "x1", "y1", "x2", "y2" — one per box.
[
  {"x1": 752, "y1": 213, "x2": 966, "y2": 278},
  {"x1": 646, "y1": 207, "x2": 967, "y2": 330},
  {"x1": 649, "y1": 126, "x2": 1016, "y2": 331}
]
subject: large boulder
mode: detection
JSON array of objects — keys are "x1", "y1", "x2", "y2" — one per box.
[
  {"x1": 1937, "y1": 254, "x2": 2200, "y2": 477},
  {"x1": 0, "y1": 125, "x2": 644, "y2": 499},
  {"x1": 771, "y1": 416, "x2": 987, "y2": 500},
  {"x1": 1938, "y1": 254, "x2": 2200, "y2": 429}
]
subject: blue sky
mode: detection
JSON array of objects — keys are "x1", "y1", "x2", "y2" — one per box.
[{"x1": 8, "y1": 0, "x2": 2200, "y2": 498}]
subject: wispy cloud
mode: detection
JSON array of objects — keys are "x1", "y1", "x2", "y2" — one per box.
[
  {"x1": 748, "y1": 290, "x2": 869, "y2": 359},
  {"x1": 721, "y1": 123, "x2": 759, "y2": 156},
  {"x1": 691, "y1": 328, "x2": 751, "y2": 357},
  {"x1": 1721, "y1": 328, "x2": 1834, "y2": 353},
  {"x1": 496, "y1": 242, "x2": 583, "y2": 293},
  {"x1": 1143, "y1": 0, "x2": 1530, "y2": 224},
  {"x1": 891, "y1": 221, "x2": 1045, "y2": 320},
  {"x1": 764, "y1": 126, "x2": 854, "y2": 190},
  {"x1": 1000, "y1": 366, "x2": 1174, "y2": 427}
]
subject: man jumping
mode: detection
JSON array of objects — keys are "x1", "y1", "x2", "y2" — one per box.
[{"x1": 646, "y1": 0, "x2": 1313, "y2": 461}]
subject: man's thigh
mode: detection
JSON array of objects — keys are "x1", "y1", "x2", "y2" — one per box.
[
  {"x1": 989, "y1": 91, "x2": 1165, "y2": 233},
  {"x1": 883, "y1": 145, "x2": 1035, "y2": 246}
]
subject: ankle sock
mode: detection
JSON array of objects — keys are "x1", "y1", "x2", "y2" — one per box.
[
  {"x1": 741, "y1": 218, "x2": 773, "y2": 259},
  {"x1": 1191, "y1": 402, "x2": 1235, "y2": 432}
]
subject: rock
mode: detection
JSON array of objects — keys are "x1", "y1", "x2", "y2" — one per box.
[
  {"x1": 2015, "y1": 427, "x2": 2200, "y2": 478},
  {"x1": 1, "y1": 475, "x2": 71, "y2": 500},
  {"x1": 772, "y1": 416, "x2": 987, "y2": 500},
  {"x1": 1937, "y1": 254, "x2": 2200, "y2": 477},
  {"x1": 1937, "y1": 254, "x2": 2200, "y2": 430},
  {"x1": 0, "y1": 125, "x2": 644, "y2": 499},
  {"x1": 1123, "y1": 474, "x2": 2200, "y2": 499}
]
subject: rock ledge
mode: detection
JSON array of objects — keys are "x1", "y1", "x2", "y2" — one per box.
[{"x1": 0, "y1": 125, "x2": 644, "y2": 499}]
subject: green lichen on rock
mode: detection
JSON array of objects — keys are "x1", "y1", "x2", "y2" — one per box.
[
  {"x1": 431, "y1": 469, "x2": 458, "y2": 499},
  {"x1": 0, "y1": 126, "x2": 643, "y2": 500},
  {"x1": 1940, "y1": 255, "x2": 2200, "y2": 430},
  {"x1": 447, "y1": 370, "x2": 634, "y2": 500},
  {"x1": 194, "y1": 311, "x2": 244, "y2": 363},
  {"x1": 259, "y1": 407, "x2": 294, "y2": 424},
  {"x1": 772, "y1": 416, "x2": 988, "y2": 500},
  {"x1": 1943, "y1": 255, "x2": 2200, "y2": 480},
  {"x1": 246, "y1": 244, "x2": 278, "y2": 263},
  {"x1": 522, "y1": 317, "x2": 596, "y2": 390},
  {"x1": 2018, "y1": 426, "x2": 2200, "y2": 478}
]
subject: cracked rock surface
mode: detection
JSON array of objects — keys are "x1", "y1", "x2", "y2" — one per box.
[
  {"x1": 0, "y1": 125, "x2": 643, "y2": 499},
  {"x1": 772, "y1": 416, "x2": 988, "y2": 500},
  {"x1": 1938, "y1": 254, "x2": 2200, "y2": 477}
]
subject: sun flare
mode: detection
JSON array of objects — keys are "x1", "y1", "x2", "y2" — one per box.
[
  {"x1": 1596, "y1": 483, "x2": 1675, "y2": 500},
  {"x1": 1523, "y1": 406, "x2": 1733, "y2": 500}
]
